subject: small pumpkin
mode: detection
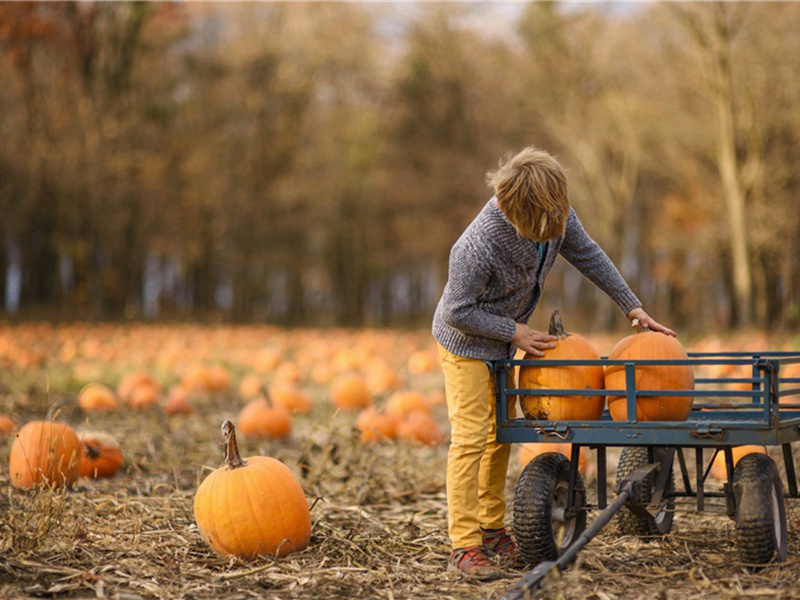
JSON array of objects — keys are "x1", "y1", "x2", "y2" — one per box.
[
  {"x1": 518, "y1": 442, "x2": 589, "y2": 476},
  {"x1": 518, "y1": 311, "x2": 605, "y2": 421},
  {"x1": 78, "y1": 383, "x2": 118, "y2": 412},
  {"x1": 385, "y1": 390, "x2": 430, "y2": 421},
  {"x1": 193, "y1": 420, "x2": 311, "y2": 559},
  {"x1": 397, "y1": 410, "x2": 444, "y2": 446},
  {"x1": 356, "y1": 407, "x2": 398, "y2": 443},
  {"x1": 237, "y1": 393, "x2": 292, "y2": 439},
  {"x1": 605, "y1": 320, "x2": 694, "y2": 421},
  {"x1": 709, "y1": 445, "x2": 767, "y2": 480},
  {"x1": 9, "y1": 420, "x2": 81, "y2": 488},
  {"x1": 271, "y1": 383, "x2": 312, "y2": 415},
  {"x1": 329, "y1": 372, "x2": 371, "y2": 411},
  {"x1": 0, "y1": 414, "x2": 17, "y2": 436},
  {"x1": 163, "y1": 385, "x2": 193, "y2": 416},
  {"x1": 80, "y1": 431, "x2": 124, "y2": 479}
]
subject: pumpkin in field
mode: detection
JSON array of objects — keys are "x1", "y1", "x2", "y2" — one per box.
[
  {"x1": 79, "y1": 431, "x2": 124, "y2": 478},
  {"x1": 329, "y1": 372, "x2": 371, "y2": 411},
  {"x1": 117, "y1": 371, "x2": 161, "y2": 404},
  {"x1": 0, "y1": 414, "x2": 17, "y2": 436},
  {"x1": 270, "y1": 383, "x2": 312, "y2": 415},
  {"x1": 518, "y1": 311, "x2": 605, "y2": 421},
  {"x1": 194, "y1": 420, "x2": 311, "y2": 559},
  {"x1": 709, "y1": 445, "x2": 767, "y2": 480},
  {"x1": 237, "y1": 393, "x2": 292, "y2": 439},
  {"x1": 238, "y1": 373, "x2": 265, "y2": 399},
  {"x1": 163, "y1": 385, "x2": 193, "y2": 416},
  {"x1": 518, "y1": 442, "x2": 590, "y2": 476},
  {"x1": 9, "y1": 420, "x2": 81, "y2": 488},
  {"x1": 397, "y1": 410, "x2": 444, "y2": 446},
  {"x1": 78, "y1": 383, "x2": 118, "y2": 412},
  {"x1": 356, "y1": 407, "x2": 398, "y2": 443},
  {"x1": 605, "y1": 320, "x2": 694, "y2": 421},
  {"x1": 385, "y1": 390, "x2": 430, "y2": 421}
]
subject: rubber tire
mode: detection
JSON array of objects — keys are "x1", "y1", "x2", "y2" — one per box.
[
  {"x1": 615, "y1": 446, "x2": 675, "y2": 537},
  {"x1": 733, "y1": 452, "x2": 788, "y2": 565},
  {"x1": 513, "y1": 452, "x2": 587, "y2": 566}
]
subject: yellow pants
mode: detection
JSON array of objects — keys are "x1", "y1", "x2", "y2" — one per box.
[{"x1": 438, "y1": 343, "x2": 511, "y2": 549}]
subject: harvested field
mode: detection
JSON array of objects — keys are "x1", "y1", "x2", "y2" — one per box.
[{"x1": 1, "y1": 323, "x2": 800, "y2": 599}]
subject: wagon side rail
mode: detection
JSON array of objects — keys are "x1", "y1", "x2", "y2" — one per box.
[{"x1": 490, "y1": 352, "x2": 800, "y2": 448}]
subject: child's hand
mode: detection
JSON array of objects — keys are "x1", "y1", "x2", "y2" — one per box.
[
  {"x1": 626, "y1": 307, "x2": 677, "y2": 337},
  {"x1": 512, "y1": 323, "x2": 557, "y2": 356}
]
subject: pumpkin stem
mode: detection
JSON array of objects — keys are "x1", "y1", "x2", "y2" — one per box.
[
  {"x1": 631, "y1": 318, "x2": 651, "y2": 333},
  {"x1": 84, "y1": 442, "x2": 102, "y2": 460},
  {"x1": 548, "y1": 310, "x2": 569, "y2": 339},
  {"x1": 221, "y1": 420, "x2": 246, "y2": 470}
]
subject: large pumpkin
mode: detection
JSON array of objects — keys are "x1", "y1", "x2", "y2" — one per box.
[
  {"x1": 605, "y1": 320, "x2": 694, "y2": 421},
  {"x1": 9, "y1": 420, "x2": 82, "y2": 488},
  {"x1": 193, "y1": 420, "x2": 311, "y2": 560},
  {"x1": 518, "y1": 311, "x2": 605, "y2": 421}
]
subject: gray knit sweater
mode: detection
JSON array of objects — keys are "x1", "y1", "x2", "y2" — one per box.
[{"x1": 432, "y1": 198, "x2": 642, "y2": 360}]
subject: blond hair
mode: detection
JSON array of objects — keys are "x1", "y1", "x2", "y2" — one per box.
[{"x1": 486, "y1": 147, "x2": 570, "y2": 241}]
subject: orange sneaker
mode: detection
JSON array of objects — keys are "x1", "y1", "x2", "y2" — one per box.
[
  {"x1": 482, "y1": 527, "x2": 526, "y2": 568},
  {"x1": 447, "y1": 545, "x2": 503, "y2": 581}
]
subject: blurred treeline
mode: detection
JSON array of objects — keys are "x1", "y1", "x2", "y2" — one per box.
[{"x1": 1, "y1": 2, "x2": 799, "y2": 333}]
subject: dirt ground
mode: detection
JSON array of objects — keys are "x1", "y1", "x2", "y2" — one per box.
[
  {"x1": 2, "y1": 324, "x2": 800, "y2": 600},
  {"x1": 2, "y1": 392, "x2": 800, "y2": 600}
]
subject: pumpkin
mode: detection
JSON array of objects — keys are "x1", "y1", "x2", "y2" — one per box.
[
  {"x1": 407, "y1": 349, "x2": 437, "y2": 375},
  {"x1": 709, "y1": 445, "x2": 767, "y2": 480},
  {"x1": 385, "y1": 390, "x2": 430, "y2": 420},
  {"x1": 238, "y1": 373, "x2": 265, "y2": 399},
  {"x1": 329, "y1": 372, "x2": 371, "y2": 411},
  {"x1": 237, "y1": 393, "x2": 292, "y2": 439},
  {"x1": 518, "y1": 442, "x2": 590, "y2": 476},
  {"x1": 605, "y1": 320, "x2": 694, "y2": 421},
  {"x1": 0, "y1": 414, "x2": 17, "y2": 436},
  {"x1": 356, "y1": 407, "x2": 398, "y2": 443},
  {"x1": 9, "y1": 420, "x2": 81, "y2": 488},
  {"x1": 78, "y1": 383, "x2": 118, "y2": 412},
  {"x1": 518, "y1": 311, "x2": 605, "y2": 421},
  {"x1": 79, "y1": 431, "x2": 124, "y2": 478},
  {"x1": 193, "y1": 420, "x2": 311, "y2": 559},
  {"x1": 163, "y1": 386, "x2": 193, "y2": 416},
  {"x1": 271, "y1": 383, "x2": 312, "y2": 415},
  {"x1": 118, "y1": 371, "x2": 161, "y2": 403},
  {"x1": 397, "y1": 410, "x2": 444, "y2": 446}
]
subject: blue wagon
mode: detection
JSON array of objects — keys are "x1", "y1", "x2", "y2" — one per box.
[{"x1": 489, "y1": 351, "x2": 800, "y2": 598}]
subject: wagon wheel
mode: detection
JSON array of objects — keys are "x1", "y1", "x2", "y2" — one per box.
[
  {"x1": 733, "y1": 452, "x2": 788, "y2": 565},
  {"x1": 513, "y1": 452, "x2": 587, "y2": 566},
  {"x1": 615, "y1": 446, "x2": 674, "y2": 537}
]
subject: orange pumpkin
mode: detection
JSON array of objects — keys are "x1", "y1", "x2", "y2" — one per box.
[
  {"x1": 385, "y1": 390, "x2": 430, "y2": 420},
  {"x1": 329, "y1": 372, "x2": 371, "y2": 411},
  {"x1": 605, "y1": 320, "x2": 695, "y2": 421},
  {"x1": 9, "y1": 421, "x2": 81, "y2": 488},
  {"x1": 709, "y1": 445, "x2": 767, "y2": 480},
  {"x1": 271, "y1": 383, "x2": 312, "y2": 415},
  {"x1": 518, "y1": 442, "x2": 590, "y2": 476},
  {"x1": 163, "y1": 386, "x2": 193, "y2": 416},
  {"x1": 78, "y1": 383, "x2": 118, "y2": 412},
  {"x1": 237, "y1": 394, "x2": 292, "y2": 439},
  {"x1": 397, "y1": 410, "x2": 444, "y2": 446},
  {"x1": 118, "y1": 371, "x2": 161, "y2": 403},
  {"x1": 356, "y1": 407, "x2": 398, "y2": 443},
  {"x1": 0, "y1": 414, "x2": 17, "y2": 436},
  {"x1": 238, "y1": 373, "x2": 265, "y2": 399},
  {"x1": 79, "y1": 431, "x2": 124, "y2": 478},
  {"x1": 194, "y1": 421, "x2": 311, "y2": 559},
  {"x1": 518, "y1": 311, "x2": 605, "y2": 421}
]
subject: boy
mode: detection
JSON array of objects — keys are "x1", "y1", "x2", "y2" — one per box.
[{"x1": 432, "y1": 147, "x2": 674, "y2": 580}]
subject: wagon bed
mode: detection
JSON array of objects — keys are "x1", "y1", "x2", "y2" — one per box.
[{"x1": 490, "y1": 351, "x2": 800, "y2": 599}]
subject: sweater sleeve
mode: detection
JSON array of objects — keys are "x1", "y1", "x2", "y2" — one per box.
[
  {"x1": 437, "y1": 242, "x2": 518, "y2": 343},
  {"x1": 559, "y1": 209, "x2": 642, "y2": 315}
]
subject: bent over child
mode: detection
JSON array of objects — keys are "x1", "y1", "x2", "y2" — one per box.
[{"x1": 432, "y1": 146, "x2": 675, "y2": 580}]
